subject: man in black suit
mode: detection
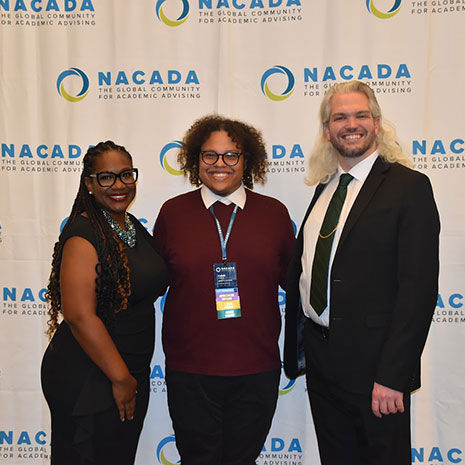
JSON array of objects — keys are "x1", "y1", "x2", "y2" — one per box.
[{"x1": 284, "y1": 81, "x2": 440, "y2": 465}]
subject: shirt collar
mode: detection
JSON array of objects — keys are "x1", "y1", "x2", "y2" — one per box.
[
  {"x1": 201, "y1": 184, "x2": 247, "y2": 210},
  {"x1": 337, "y1": 150, "x2": 379, "y2": 183}
]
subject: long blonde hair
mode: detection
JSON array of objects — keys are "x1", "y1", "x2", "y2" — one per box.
[{"x1": 305, "y1": 81, "x2": 413, "y2": 186}]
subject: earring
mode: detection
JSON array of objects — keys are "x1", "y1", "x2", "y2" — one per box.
[{"x1": 88, "y1": 191, "x2": 92, "y2": 195}]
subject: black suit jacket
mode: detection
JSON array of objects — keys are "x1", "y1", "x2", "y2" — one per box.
[{"x1": 283, "y1": 157, "x2": 440, "y2": 394}]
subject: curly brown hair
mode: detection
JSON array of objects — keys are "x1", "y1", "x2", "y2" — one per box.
[
  {"x1": 178, "y1": 114, "x2": 268, "y2": 189},
  {"x1": 45, "y1": 141, "x2": 133, "y2": 338}
]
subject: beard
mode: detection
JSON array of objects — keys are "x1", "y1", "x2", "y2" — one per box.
[{"x1": 329, "y1": 130, "x2": 377, "y2": 159}]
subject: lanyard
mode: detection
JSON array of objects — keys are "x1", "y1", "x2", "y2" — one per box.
[{"x1": 209, "y1": 204, "x2": 239, "y2": 262}]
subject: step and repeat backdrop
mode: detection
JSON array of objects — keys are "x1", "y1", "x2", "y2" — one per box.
[{"x1": 1, "y1": 1, "x2": 464, "y2": 464}]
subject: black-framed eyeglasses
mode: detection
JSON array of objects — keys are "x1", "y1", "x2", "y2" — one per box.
[
  {"x1": 200, "y1": 151, "x2": 242, "y2": 167},
  {"x1": 88, "y1": 168, "x2": 139, "y2": 188}
]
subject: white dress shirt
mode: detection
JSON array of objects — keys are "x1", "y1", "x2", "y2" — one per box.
[
  {"x1": 200, "y1": 184, "x2": 247, "y2": 210},
  {"x1": 299, "y1": 151, "x2": 379, "y2": 326}
]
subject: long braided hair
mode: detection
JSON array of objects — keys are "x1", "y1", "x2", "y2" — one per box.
[{"x1": 45, "y1": 141, "x2": 132, "y2": 337}]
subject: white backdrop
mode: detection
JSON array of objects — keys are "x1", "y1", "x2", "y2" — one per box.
[{"x1": 1, "y1": 1, "x2": 464, "y2": 464}]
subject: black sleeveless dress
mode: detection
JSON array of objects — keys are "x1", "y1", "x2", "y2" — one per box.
[{"x1": 41, "y1": 215, "x2": 168, "y2": 465}]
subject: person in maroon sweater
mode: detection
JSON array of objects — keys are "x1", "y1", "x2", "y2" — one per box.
[{"x1": 153, "y1": 115, "x2": 295, "y2": 465}]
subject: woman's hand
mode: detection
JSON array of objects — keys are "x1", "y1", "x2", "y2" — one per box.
[{"x1": 112, "y1": 374, "x2": 138, "y2": 422}]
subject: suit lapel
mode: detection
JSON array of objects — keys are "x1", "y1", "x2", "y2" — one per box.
[
  {"x1": 301, "y1": 184, "x2": 325, "y2": 231},
  {"x1": 296, "y1": 183, "x2": 325, "y2": 253},
  {"x1": 337, "y1": 157, "x2": 390, "y2": 249},
  {"x1": 290, "y1": 183, "x2": 326, "y2": 277}
]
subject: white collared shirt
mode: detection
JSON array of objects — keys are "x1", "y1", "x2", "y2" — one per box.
[
  {"x1": 200, "y1": 184, "x2": 247, "y2": 210},
  {"x1": 299, "y1": 151, "x2": 379, "y2": 326}
]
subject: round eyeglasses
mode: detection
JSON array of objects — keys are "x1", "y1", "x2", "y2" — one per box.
[
  {"x1": 88, "y1": 168, "x2": 139, "y2": 188},
  {"x1": 200, "y1": 151, "x2": 242, "y2": 167}
]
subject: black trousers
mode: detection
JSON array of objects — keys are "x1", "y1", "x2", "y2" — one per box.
[
  {"x1": 304, "y1": 321, "x2": 411, "y2": 465},
  {"x1": 165, "y1": 368, "x2": 280, "y2": 465}
]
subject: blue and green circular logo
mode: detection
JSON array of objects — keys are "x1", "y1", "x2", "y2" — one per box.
[
  {"x1": 366, "y1": 0, "x2": 402, "y2": 19},
  {"x1": 160, "y1": 141, "x2": 185, "y2": 176},
  {"x1": 156, "y1": 435, "x2": 180, "y2": 465},
  {"x1": 261, "y1": 66, "x2": 295, "y2": 102},
  {"x1": 156, "y1": 0, "x2": 189, "y2": 26},
  {"x1": 279, "y1": 377, "x2": 296, "y2": 396},
  {"x1": 56, "y1": 67, "x2": 89, "y2": 102}
]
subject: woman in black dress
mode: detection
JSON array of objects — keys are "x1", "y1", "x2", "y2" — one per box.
[{"x1": 41, "y1": 141, "x2": 167, "y2": 465}]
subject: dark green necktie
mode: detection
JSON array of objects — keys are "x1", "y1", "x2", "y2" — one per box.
[{"x1": 310, "y1": 173, "x2": 354, "y2": 315}]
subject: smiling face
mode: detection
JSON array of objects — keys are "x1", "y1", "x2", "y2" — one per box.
[
  {"x1": 85, "y1": 149, "x2": 136, "y2": 226},
  {"x1": 198, "y1": 130, "x2": 245, "y2": 196},
  {"x1": 324, "y1": 91, "x2": 380, "y2": 170}
]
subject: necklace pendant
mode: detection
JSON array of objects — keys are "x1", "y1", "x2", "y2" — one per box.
[{"x1": 102, "y1": 210, "x2": 136, "y2": 248}]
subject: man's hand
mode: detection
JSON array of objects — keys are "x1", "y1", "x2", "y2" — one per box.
[{"x1": 371, "y1": 382, "x2": 404, "y2": 418}]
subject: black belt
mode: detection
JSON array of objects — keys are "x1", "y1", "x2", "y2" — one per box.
[{"x1": 308, "y1": 318, "x2": 330, "y2": 340}]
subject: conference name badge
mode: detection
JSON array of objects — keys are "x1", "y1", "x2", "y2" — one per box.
[{"x1": 213, "y1": 262, "x2": 241, "y2": 320}]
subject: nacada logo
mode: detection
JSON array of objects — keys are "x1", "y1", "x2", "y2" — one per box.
[
  {"x1": 0, "y1": 0, "x2": 94, "y2": 12},
  {"x1": 98, "y1": 69, "x2": 199, "y2": 86},
  {"x1": 279, "y1": 376, "x2": 296, "y2": 396},
  {"x1": 154, "y1": 0, "x2": 302, "y2": 26},
  {"x1": 156, "y1": 435, "x2": 179, "y2": 465},
  {"x1": 2, "y1": 143, "x2": 85, "y2": 158},
  {"x1": 261, "y1": 65, "x2": 295, "y2": 101},
  {"x1": 57, "y1": 68, "x2": 89, "y2": 102},
  {"x1": 262, "y1": 437, "x2": 302, "y2": 453},
  {"x1": 56, "y1": 68, "x2": 201, "y2": 102},
  {"x1": 2, "y1": 287, "x2": 48, "y2": 315},
  {"x1": 3, "y1": 287, "x2": 47, "y2": 302},
  {"x1": 160, "y1": 141, "x2": 185, "y2": 176},
  {"x1": 0, "y1": 430, "x2": 47, "y2": 445},
  {"x1": 366, "y1": 0, "x2": 402, "y2": 19},
  {"x1": 412, "y1": 447, "x2": 462, "y2": 463},
  {"x1": 412, "y1": 138, "x2": 465, "y2": 171},
  {"x1": 433, "y1": 292, "x2": 464, "y2": 324},
  {"x1": 413, "y1": 138, "x2": 464, "y2": 155},
  {"x1": 155, "y1": 0, "x2": 189, "y2": 26},
  {"x1": 304, "y1": 63, "x2": 411, "y2": 83}
]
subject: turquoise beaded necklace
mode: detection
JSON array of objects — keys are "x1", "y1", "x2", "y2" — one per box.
[{"x1": 102, "y1": 210, "x2": 136, "y2": 248}]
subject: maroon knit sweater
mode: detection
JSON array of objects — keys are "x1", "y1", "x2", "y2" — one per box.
[{"x1": 153, "y1": 189, "x2": 295, "y2": 376}]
